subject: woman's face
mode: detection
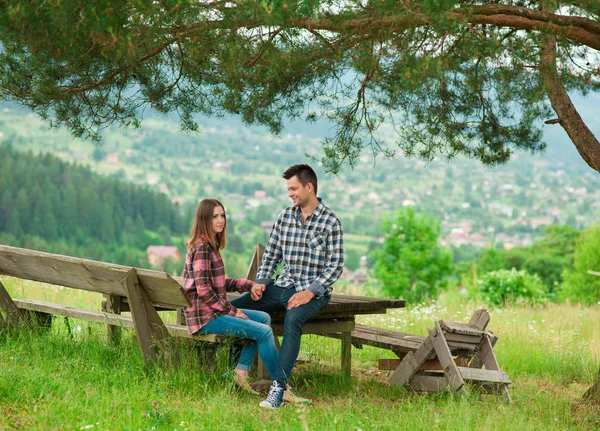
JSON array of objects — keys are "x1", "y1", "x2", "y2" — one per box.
[{"x1": 212, "y1": 205, "x2": 226, "y2": 233}]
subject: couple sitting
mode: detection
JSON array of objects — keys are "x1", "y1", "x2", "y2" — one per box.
[{"x1": 182, "y1": 164, "x2": 344, "y2": 409}]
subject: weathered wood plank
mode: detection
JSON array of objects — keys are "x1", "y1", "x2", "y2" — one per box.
[
  {"x1": 13, "y1": 299, "x2": 239, "y2": 342},
  {"x1": 432, "y1": 322, "x2": 464, "y2": 391},
  {"x1": 323, "y1": 325, "x2": 424, "y2": 354},
  {"x1": 587, "y1": 270, "x2": 600, "y2": 277},
  {"x1": 456, "y1": 367, "x2": 511, "y2": 384},
  {"x1": 468, "y1": 309, "x2": 490, "y2": 331},
  {"x1": 341, "y1": 331, "x2": 352, "y2": 377},
  {"x1": 440, "y1": 320, "x2": 485, "y2": 336},
  {"x1": 278, "y1": 319, "x2": 355, "y2": 337},
  {"x1": 473, "y1": 335, "x2": 512, "y2": 402},
  {"x1": 0, "y1": 245, "x2": 129, "y2": 296},
  {"x1": 0, "y1": 279, "x2": 26, "y2": 326},
  {"x1": 443, "y1": 332, "x2": 482, "y2": 345},
  {"x1": 389, "y1": 336, "x2": 435, "y2": 386},
  {"x1": 123, "y1": 269, "x2": 157, "y2": 363},
  {"x1": 379, "y1": 357, "x2": 470, "y2": 371},
  {"x1": 136, "y1": 269, "x2": 190, "y2": 308}
]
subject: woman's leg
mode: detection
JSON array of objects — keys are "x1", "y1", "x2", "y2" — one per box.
[
  {"x1": 199, "y1": 312, "x2": 285, "y2": 384},
  {"x1": 235, "y1": 310, "x2": 271, "y2": 373}
]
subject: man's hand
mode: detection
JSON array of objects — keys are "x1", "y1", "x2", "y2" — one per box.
[
  {"x1": 235, "y1": 309, "x2": 249, "y2": 320},
  {"x1": 251, "y1": 283, "x2": 266, "y2": 301},
  {"x1": 287, "y1": 290, "x2": 315, "y2": 309}
]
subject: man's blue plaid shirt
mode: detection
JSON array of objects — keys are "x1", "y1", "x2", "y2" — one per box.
[{"x1": 256, "y1": 198, "x2": 344, "y2": 297}]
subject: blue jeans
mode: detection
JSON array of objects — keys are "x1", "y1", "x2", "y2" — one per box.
[
  {"x1": 198, "y1": 309, "x2": 285, "y2": 384},
  {"x1": 230, "y1": 283, "x2": 330, "y2": 380}
]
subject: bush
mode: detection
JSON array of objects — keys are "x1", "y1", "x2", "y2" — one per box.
[
  {"x1": 476, "y1": 268, "x2": 548, "y2": 306},
  {"x1": 560, "y1": 225, "x2": 600, "y2": 305}
]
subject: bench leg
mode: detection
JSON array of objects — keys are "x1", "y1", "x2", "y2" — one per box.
[
  {"x1": 0, "y1": 280, "x2": 27, "y2": 327},
  {"x1": 102, "y1": 294, "x2": 122, "y2": 345},
  {"x1": 341, "y1": 331, "x2": 352, "y2": 377}
]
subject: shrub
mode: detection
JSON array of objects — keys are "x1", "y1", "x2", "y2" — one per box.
[
  {"x1": 476, "y1": 268, "x2": 548, "y2": 306},
  {"x1": 560, "y1": 225, "x2": 600, "y2": 305}
]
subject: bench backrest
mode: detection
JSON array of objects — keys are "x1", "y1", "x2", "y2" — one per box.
[{"x1": 0, "y1": 245, "x2": 189, "y2": 308}]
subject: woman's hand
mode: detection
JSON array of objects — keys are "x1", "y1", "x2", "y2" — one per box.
[
  {"x1": 235, "y1": 309, "x2": 249, "y2": 320},
  {"x1": 251, "y1": 283, "x2": 266, "y2": 301}
]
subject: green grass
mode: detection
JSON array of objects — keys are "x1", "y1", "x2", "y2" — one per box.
[{"x1": 1, "y1": 278, "x2": 599, "y2": 430}]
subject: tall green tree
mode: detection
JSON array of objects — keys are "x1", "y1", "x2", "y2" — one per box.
[
  {"x1": 1, "y1": 1, "x2": 599, "y2": 173},
  {"x1": 372, "y1": 207, "x2": 453, "y2": 302}
]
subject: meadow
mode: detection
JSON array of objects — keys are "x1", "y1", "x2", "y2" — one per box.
[{"x1": 1, "y1": 277, "x2": 599, "y2": 431}]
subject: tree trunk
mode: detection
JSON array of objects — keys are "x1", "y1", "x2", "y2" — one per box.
[
  {"x1": 539, "y1": 34, "x2": 600, "y2": 174},
  {"x1": 582, "y1": 367, "x2": 600, "y2": 404}
]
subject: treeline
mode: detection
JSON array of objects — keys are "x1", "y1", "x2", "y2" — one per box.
[{"x1": 0, "y1": 144, "x2": 192, "y2": 266}]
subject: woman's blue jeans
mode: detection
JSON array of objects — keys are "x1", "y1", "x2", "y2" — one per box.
[{"x1": 198, "y1": 309, "x2": 285, "y2": 384}]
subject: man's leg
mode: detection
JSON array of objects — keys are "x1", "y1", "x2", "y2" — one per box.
[{"x1": 279, "y1": 291, "x2": 330, "y2": 379}]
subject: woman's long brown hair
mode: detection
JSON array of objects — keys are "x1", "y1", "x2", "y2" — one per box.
[{"x1": 186, "y1": 199, "x2": 227, "y2": 250}]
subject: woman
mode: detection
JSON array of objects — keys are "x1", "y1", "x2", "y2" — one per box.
[{"x1": 183, "y1": 199, "x2": 286, "y2": 409}]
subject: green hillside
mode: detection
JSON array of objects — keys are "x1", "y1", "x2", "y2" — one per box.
[
  {"x1": 0, "y1": 144, "x2": 191, "y2": 268},
  {"x1": 1, "y1": 101, "x2": 599, "y2": 265}
]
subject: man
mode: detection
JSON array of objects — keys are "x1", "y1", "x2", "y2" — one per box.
[{"x1": 231, "y1": 164, "x2": 344, "y2": 408}]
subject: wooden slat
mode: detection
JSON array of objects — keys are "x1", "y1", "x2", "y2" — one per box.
[
  {"x1": 324, "y1": 324, "x2": 424, "y2": 354},
  {"x1": 275, "y1": 319, "x2": 355, "y2": 336},
  {"x1": 389, "y1": 336, "x2": 435, "y2": 386},
  {"x1": 431, "y1": 322, "x2": 464, "y2": 391},
  {"x1": 13, "y1": 299, "x2": 241, "y2": 342},
  {"x1": 0, "y1": 245, "x2": 129, "y2": 296},
  {"x1": 136, "y1": 269, "x2": 190, "y2": 308},
  {"x1": 443, "y1": 332, "x2": 482, "y2": 345},
  {"x1": 440, "y1": 320, "x2": 485, "y2": 336},
  {"x1": 456, "y1": 367, "x2": 511, "y2": 384},
  {"x1": 123, "y1": 269, "x2": 157, "y2": 363},
  {"x1": 468, "y1": 309, "x2": 490, "y2": 331},
  {"x1": 587, "y1": 270, "x2": 600, "y2": 277}
]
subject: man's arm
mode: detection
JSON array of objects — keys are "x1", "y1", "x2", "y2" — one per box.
[
  {"x1": 307, "y1": 219, "x2": 344, "y2": 297},
  {"x1": 255, "y1": 213, "x2": 284, "y2": 284}
]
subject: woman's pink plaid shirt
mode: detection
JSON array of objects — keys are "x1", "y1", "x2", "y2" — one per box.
[{"x1": 182, "y1": 242, "x2": 253, "y2": 334}]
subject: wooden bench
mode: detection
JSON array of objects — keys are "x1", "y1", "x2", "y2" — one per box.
[
  {"x1": 0, "y1": 244, "x2": 405, "y2": 377},
  {"x1": 0, "y1": 244, "x2": 236, "y2": 364}
]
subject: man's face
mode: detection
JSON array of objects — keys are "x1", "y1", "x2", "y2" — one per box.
[{"x1": 287, "y1": 176, "x2": 311, "y2": 207}]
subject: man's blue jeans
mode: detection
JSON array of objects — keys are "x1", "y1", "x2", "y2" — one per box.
[
  {"x1": 230, "y1": 283, "x2": 330, "y2": 380},
  {"x1": 198, "y1": 309, "x2": 285, "y2": 384}
]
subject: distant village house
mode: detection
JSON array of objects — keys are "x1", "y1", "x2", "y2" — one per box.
[{"x1": 146, "y1": 245, "x2": 181, "y2": 268}]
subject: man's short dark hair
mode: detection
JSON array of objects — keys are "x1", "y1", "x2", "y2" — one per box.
[{"x1": 283, "y1": 164, "x2": 318, "y2": 195}]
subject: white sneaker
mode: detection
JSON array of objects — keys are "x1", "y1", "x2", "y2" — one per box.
[{"x1": 283, "y1": 385, "x2": 311, "y2": 404}]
